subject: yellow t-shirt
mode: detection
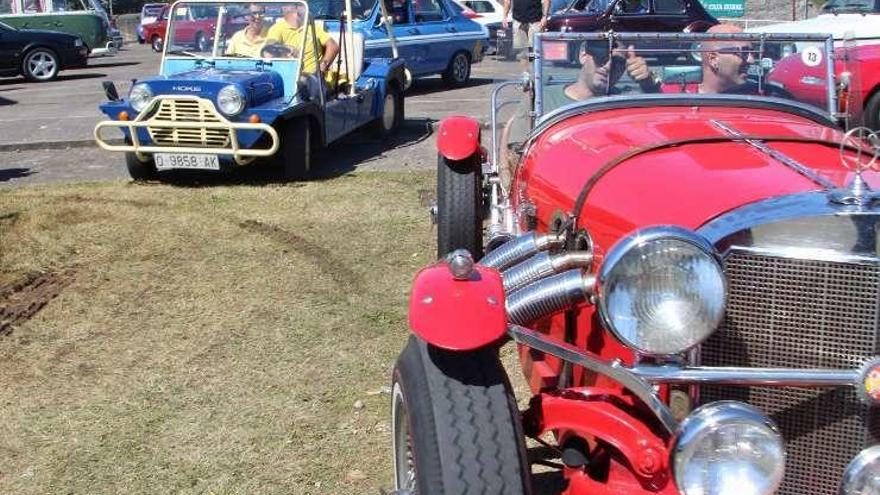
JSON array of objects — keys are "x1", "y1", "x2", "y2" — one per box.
[
  {"x1": 265, "y1": 18, "x2": 330, "y2": 76},
  {"x1": 225, "y1": 28, "x2": 268, "y2": 58}
]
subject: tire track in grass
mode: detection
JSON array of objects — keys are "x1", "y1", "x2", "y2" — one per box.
[{"x1": 0, "y1": 269, "x2": 75, "y2": 335}]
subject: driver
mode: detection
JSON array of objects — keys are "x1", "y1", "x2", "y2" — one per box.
[
  {"x1": 698, "y1": 24, "x2": 755, "y2": 93},
  {"x1": 264, "y1": 3, "x2": 340, "y2": 86},
  {"x1": 225, "y1": 4, "x2": 268, "y2": 58}
]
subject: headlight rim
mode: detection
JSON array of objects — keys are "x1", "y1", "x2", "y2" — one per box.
[
  {"x1": 840, "y1": 445, "x2": 880, "y2": 495},
  {"x1": 217, "y1": 84, "x2": 246, "y2": 116},
  {"x1": 596, "y1": 225, "x2": 727, "y2": 356},
  {"x1": 129, "y1": 83, "x2": 154, "y2": 113}
]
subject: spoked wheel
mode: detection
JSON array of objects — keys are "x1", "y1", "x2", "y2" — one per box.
[
  {"x1": 278, "y1": 118, "x2": 311, "y2": 181},
  {"x1": 442, "y1": 52, "x2": 471, "y2": 88},
  {"x1": 371, "y1": 85, "x2": 403, "y2": 138},
  {"x1": 391, "y1": 336, "x2": 531, "y2": 494},
  {"x1": 22, "y1": 48, "x2": 59, "y2": 82},
  {"x1": 436, "y1": 153, "x2": 482, "y2": 259},
  {"x1": 151, "y1": 35, "x2": 163, "y2": 52}
]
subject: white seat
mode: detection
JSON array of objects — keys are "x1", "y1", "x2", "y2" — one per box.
[{"x1": 326, "y1": 28, "x2": 365, "y2": 82}]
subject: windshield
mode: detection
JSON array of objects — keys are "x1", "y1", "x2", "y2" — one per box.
[
  {"x1": 566, "y1": 0, "x2": 609, "y2": 13},
  {"x1": 143, "y1": 4, "x2": 166, "y2": 15},
  {"x1": 309, "y1": 0, "x2": 373, "y2": 19},
  {"x1": 166, "y1": 1, "x2": 314, "y2": 61},
  {"x1": 821, "y1": 0, "x2": 878, "y2": 13},
  {"x1": 533, "y1": 32, "x2": 837, "y2": 118}
]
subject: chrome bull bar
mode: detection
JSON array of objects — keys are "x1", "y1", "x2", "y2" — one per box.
[{"x1": 93, "y1": 96, "x2": 280, "y2": 165}]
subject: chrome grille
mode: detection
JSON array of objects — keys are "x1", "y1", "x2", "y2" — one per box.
[
  {"x1": 700, "y1": 252, "x2": 880, "y2": 495},
  {"x1": 147, "y1": 98, "x2": 231, "y2": 147}
]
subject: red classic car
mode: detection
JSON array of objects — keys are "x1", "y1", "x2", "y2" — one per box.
[
  {"x1": 142, "y1": 3, "x2": 232, "y2": 52},
  {"x1": 391, "y1": 32, "x2": 880, "y2": 495}
]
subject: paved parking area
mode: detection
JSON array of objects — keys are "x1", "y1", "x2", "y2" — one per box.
[{"x1": 0, "y1": 44, "x2": 525, "y2": 187}]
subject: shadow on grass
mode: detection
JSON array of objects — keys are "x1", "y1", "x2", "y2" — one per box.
[{"x1": 148, "y1": 117, "x2": 434, "y2": 187}]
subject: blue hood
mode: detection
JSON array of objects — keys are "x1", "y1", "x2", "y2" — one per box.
[{"x1": 144, "y1": 67, "x2": 284, "y2": 107}]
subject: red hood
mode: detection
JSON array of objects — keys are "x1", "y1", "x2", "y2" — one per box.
[{"x1": 513, "y1": 105, "x2": 880, "y2": 259}]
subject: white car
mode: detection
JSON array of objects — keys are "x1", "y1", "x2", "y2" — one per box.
[
  {"x1": 453, "y1": 0, "x2": 507, "y2": 24},
  {"x1": 747, "y1": 0, "x2": 879, "y2": 45}
]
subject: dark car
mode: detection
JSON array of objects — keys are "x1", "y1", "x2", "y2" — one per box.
[
  {"x1": 0, "y1": 20, "x2": 88, "y2": 81},
  {"x1": 546, "y1": 0, "x2": 716, "y2": 34}
]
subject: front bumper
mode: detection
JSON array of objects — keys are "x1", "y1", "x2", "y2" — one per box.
[
  {"x1": 94, "y1": 95, "x2": 279, "y2": 165},
  {"x1": 89, "y1": 40, "x2": 119, "y2": 57}
]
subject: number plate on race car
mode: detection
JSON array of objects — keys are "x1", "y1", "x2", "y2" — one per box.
[{"x1": 154, "y1": 153, "x2": 220, "y2": 171}]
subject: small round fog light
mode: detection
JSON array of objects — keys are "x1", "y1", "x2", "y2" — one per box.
[
  {"x1": 447, "y1": 249, "x2": 475, "y2": 280},
  {"x1": 673, "y1": 401, "x2": 784, "y2": 495},
  {"x1": 840, "y1": 446, "x2": 880, "y2": 495}
]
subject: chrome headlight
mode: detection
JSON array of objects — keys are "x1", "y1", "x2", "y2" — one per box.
[
  {"x1": 841, "y1": 446, "x2": 880, "y2": 495},
  {"x1": 597, "y1": 226, "x2": 726, "y2": 355},
  {"x1": 673, "y1": 401, "x2": 785, "y2": 495},
  {"x1": 217, "y1": 85, "x2": 246, "y2": 116},
  {"x1": 129, "y1": 83, "x2": 154, "y2": 113}
]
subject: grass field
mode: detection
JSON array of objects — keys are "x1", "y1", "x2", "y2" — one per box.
[{"x1": 0, "y1": 172, "x2": 436, "y2": 494}]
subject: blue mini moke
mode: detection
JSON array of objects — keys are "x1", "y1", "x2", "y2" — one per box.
[{"x1": 94, "y1": 0, "x2": 405, "y2": 181}]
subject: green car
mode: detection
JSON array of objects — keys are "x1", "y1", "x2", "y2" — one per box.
[{"x1": 0, "y1": 0, "x2": 117, "y2": 55}]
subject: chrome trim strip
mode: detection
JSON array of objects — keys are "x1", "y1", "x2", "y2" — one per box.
[
  {"x1": 710, "y1": 119, "x2": 837, "y2": 189},
  {"x1": 633, "y1": 365, "x2": 859, "y2": 387},
  {"x1": 508, "y1": 324, "x2": 678, "y2": 434}
]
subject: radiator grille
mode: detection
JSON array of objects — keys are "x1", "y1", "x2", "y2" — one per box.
[
  {"x1": 147, "y1": 98, "x2": 231, "y2": 147},
  {"x1": 700, "y1": 252, "x2": 880, "y2": 495}
]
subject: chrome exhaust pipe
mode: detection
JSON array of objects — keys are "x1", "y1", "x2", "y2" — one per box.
[
  {"x1": 479, "y1": 231, "x2": 565, "y2": 271},
  {"x1": 506, "y1": 269, "x2": 595, "y2": 326},
  {"x1": 502, "y1": 251, "x2": 593, "y2": 293}
]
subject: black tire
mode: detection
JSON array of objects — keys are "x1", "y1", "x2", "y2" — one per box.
[
  {"x1": 863, "y1": 91, "x2": 880, "y2": 131},
  {"x1": 370, "y1": 85, "x2": 403, "y2": 138},
  {"x1": 436, "y1": 153, "x2": 482, "y2": 259},
  {"x1": 125, "y1": 152, "x2": 158, "y2": 181},
  {"x1": 151, "y1": 35, "x2": 163, "y2": 52},
  {"x1": 194, "y1": 32, "x2": 209, "y2": 52},
  {"x1": 442, "y1": 51, "x2": 471, "y2": 88},
  {"x1": 21, "y1": 47, "x2": 59, "y2": 82},
  {"x1": 391, "y1": 335, "x2": 531, "y2": 495},
  {"x1": 278, "y1": 118, "x2": 311, "y2": 181}
]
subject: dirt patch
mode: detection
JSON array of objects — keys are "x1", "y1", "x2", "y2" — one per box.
[
  {"x1": 0, "y1": 270, "x2": 75, "y2": 335},
  {"x1": 237, "y1": 219, "x2": 363, "y2": 290},
  {"x1": 52, "y1": 194, "x2": 166, "y2": 208}
]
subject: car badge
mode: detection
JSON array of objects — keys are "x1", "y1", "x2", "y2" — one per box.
[
  {"x1": 829, "y1": 127, "x2": 880, "y2": 206},
  {"x1": 858, "y1": 358, "x2": 880, "y2": 406}
]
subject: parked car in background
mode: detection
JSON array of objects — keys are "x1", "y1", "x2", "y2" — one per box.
[
  {"x1": 453, "y1": 0, "x2": 505, "y2": 53},
  {"x1": 137, "y1": 2, "x2": 167, "y2": 43},
  {"x1": 748, "y1": 0, "x2": 879, "y2": 45},
  {"x1": 323, "y1": 0, "x2": 487, "y2": 89},
  {"x1": 0, "y1": 19, "x2": 88, "y2": 80},
  {"x1": 0, "y1": 0, "x2": 117, "y2": 55},
  {"x1": 391, "y1": 31, "x2": 880, "y2": 495},
  {"x1": 142, "y1": 4, "x2": 231, "y2": 52},
  {"x1": 545, "y1": 0, "x2": 716, "y2": 34}
]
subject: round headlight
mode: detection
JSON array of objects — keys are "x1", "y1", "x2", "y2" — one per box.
[
  {"x1": 218, "y1": 85, "x2": 246, "y2": 116},
  {"x1": 673, "y1": 401, "x2": 785, "y2": 495},
  {"x1": 129, "y1": 83, "x2": 154, "y2": 113},
  {"x1": 598, "y1": 226, "x2": 726, "y2": 355},
  {"x1": 840, "y1": 446, "x2": 880, "y2": 495}
]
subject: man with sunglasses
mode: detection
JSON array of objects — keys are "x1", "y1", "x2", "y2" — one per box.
[
  {"x1": 698, "y1": 23, "x2": 755, "y2": 94},
  {"x1": 225, "y1": 4, "x2": 269, "y2": 58}
]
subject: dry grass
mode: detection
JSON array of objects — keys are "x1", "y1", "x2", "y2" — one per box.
[{"x1": 0, "y1": 172, "x2": 436, "y2": 494}]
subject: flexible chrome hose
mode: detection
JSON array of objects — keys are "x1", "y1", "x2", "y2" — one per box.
[
  {"x1": 479, "y1": 232, "x2": 565, "y2": 271},
  {"x1": 506, "y1": 269, "x2": 595, "y2": 326},
  {"x1": 502, "y1": 251, "x2": 593, "y2": 293}
]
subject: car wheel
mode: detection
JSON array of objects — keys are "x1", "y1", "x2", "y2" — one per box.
[
  {"x1": 279, "y1": 118, "x2": 311, "y2": 181},
  {"x1": 863, "y1": 91, "x2": 880, "y2": 132},
  {"x1": 21, "y1": 48, "x2": 59, "y2": 82},
  {"x1": 392, "y1": 335, "x2": 531, "y2": 495},
  {"x1": 195, "y1": 32, "x2": 209, "y2": 52},
  {"x1": 436, "y1": 152, "x2": 482, "y2": 259},
  {"x1": 125, "y1": 152, "x2": 158, "y2": 181},
  {"x1": 151, "y1": 35, "x2": 163, "y2": 52},
  {"x1": 370, "y1": 85, "x2": 403, "y2": 138},
  {"x1": 442, "y1": 52, "x2": 471, "y2": 88}
]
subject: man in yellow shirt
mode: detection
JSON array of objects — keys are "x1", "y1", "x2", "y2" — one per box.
[
  {"x1": 225, "y1": 4, "x2": 268, "y2": 58},
  {"x1": 264, "y1": 4, "x2": 340, "y2": 86}
]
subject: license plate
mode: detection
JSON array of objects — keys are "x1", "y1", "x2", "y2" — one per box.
[
  {"x1": 496, "y1": 30, "x2": 506, "y2": 38},
  {"x1": 154, "y1": 153, "x2": 220, "y2": 171}
]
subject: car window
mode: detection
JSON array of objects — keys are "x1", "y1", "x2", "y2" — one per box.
[
  {"x1": 143, "y1": 4, "x2": 165, "y2": 16},
  {"x1": 612, "y1": 0, "x2": 648, "y2": 14},
  {"x1": 464, "y1": 0, "x2": 494, "y2": 12},
  {"x1": 414, "y1": 0, "x2": 445, "y2": 22},
  {"x1": 821, "y1": 0, "x2": 877, "y2": 13},
  {"x1": 653, "y1": 0, "x2": 683, "y2": 13},
  {"x1": 22, "y1": 0, "x2": 44, "y2": 12},
  {"x1": 0, "y1": 0, "x2": 13, "y2": 13},
  {"x1": 385, "y1": 0, "x2": 412, "y2": 24},
  {"x1": 52, "y1": 0, "x2": 87, "y2": 11},
  {"x1": 309, "y1": 0, "x2": 372, "y2": 19}
]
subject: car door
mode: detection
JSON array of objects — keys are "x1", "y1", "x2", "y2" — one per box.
[
  {"x1": 0, "y1": 23, "x2": 20, "y2": 72},
  {"x1": 410, "y1": 0, "x2": 452, "y2": 73}
]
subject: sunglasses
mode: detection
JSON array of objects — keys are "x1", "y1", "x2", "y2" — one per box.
[
  {"x1": 583, "y1": 45, "x2": 626, "y2": 73},
  {"x1": 715, "y1": 46, "x2": 753, "y2": 62}
]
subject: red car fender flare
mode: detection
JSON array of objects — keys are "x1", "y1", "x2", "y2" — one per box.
[
  {"x1": 436, "y1": 115, "x2": 481, "y2": 162},
  {"x1": 526, "y1": 390, "x2": 670, "y2": 487},
  {"x1": 408, "y1": 262, "x2": 507, "y2": 351}
]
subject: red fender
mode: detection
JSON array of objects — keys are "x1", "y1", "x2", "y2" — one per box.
[
  {"x1": 408, "y1": 262, "x2": 506, "y2": 351},
  {"x1": 436, "y1": 115, "x2": 481, "y2": 161}
]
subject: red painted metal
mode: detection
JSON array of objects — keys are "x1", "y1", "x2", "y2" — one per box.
[
  {"x1": 436, "y1": 116, "x2": 481, "y2": 161},
  {"x1": 408, "y1": 262, "x2": 506, "y2": 351},
  {"x1": 525, "y1": 389, "x2": 677, "y2": 494}
]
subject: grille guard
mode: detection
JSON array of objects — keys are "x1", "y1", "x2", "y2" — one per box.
[{"x1": 94, "y1": 95, "x2": 280, "y2": 165}]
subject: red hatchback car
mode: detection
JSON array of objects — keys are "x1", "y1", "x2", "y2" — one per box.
[{"x1": 391, "y1": 31, "x2": 880, "y2": 495}]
